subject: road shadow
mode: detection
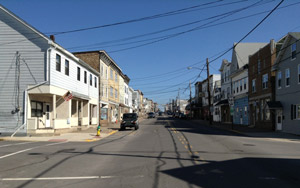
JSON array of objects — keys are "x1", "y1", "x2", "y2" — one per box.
[
  {"x1": 160, "y1": 117, "x2": 300, "y2": 142},
  {"x1": 161, "y1": 157, "x2": 300, "y2": 188}
]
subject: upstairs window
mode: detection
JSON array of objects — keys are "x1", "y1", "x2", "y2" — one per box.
[
  {"x1": 262, "y1": 74, "x2": 268, "y2": 89},
  {"x1": 84, "y1": 71, "x2": 87, "y2": 84},
  {"x1": 286, "y1": 69, "x2": 290, "y2": 87},
  {"x1": 115, "y1": 73, "x2": 118, "y2": 82},
  {"x1": 278, "y1": 71, "x2": 282, "y2": 88},
  {"x1": 90, "y1": 74, "x2": 92, "y2": 86},
  {"x1": 56, "y1": 54, "x2": 61, "y2": 72},
  {"x1": 110, "y1": 69, "x2": 113, "y2": 80},
  {"x1": 65, "y1": 60, "x2": 69, "y2": 76},
  {"x1": 110, "y1": 87, "x2": 113, "y2": 97},
  {"x1": 94, "y1": 77, "x2": 97, "y2": 88},
  {"x1": 252, "y1": 79, "x2": 256, "y2": 93},
  {"x1": 244, "y1": 78, "x2": 247, "y2": 90},
  {"x1": 240, "y1": 80, "x2": 242, "y2": 92},
  {"x1": 100, "y1": 64, "x2": 103, "y2": 77},
  {"x1": 77, "y1": 67, "x2": 80, "y2": 81},
  {"x1": 298, "y1": 65, "x2": 300, "y2": 84},
  {"x1": 258, "y1": 60, "x2": 261, "y2": 74},
  {"x1": 115, "y1": 89, "x2": 118, "y2": 99},
  {"x1": 292, "y1": 43, "x2": 297, "y2": 60}
]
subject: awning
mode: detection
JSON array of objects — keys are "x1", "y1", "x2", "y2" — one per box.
[
  {"x1": 72, "y1": 91, "x2": 91, "y2": 100},
  {"x1": 215, "y1": 99, "x2": 229, "y2": 106},
  {"x1": 266, "y1": 101, "x2": 283, "y2": 109}
]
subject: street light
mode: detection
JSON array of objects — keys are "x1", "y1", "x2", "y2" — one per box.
[{"x1": 187, "y1": 66, "x2": 204, "y2": 70}]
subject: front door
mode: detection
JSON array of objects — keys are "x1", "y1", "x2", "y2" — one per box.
[
  {"x1": 45, "y1": 103, "x2": 50, "y2": 128},
  {"x1": 276, "y1": 110, "x2": 282, "y2": 131}
]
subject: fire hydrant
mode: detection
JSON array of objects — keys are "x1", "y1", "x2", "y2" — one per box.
[{"x1": 96, "y1": 124, "x2": 101, "y2": 136}]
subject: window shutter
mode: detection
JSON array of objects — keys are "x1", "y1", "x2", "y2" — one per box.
[{"x1": 291, "y1": 105, "x2": 294, "y2": 120}]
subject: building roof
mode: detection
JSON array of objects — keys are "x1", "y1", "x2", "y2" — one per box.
[
  {"x1": 219, "y1": 59, "x2": 231, "y2": 72},
  {"x1": 232, "y1": 43, "x2": 267, "y2": 68},
  {"x1": 274, "y1": 32, "x2": 300, "y2": 67},
  {"x1": 0, "y1": 4, "x2": 99, "y2": 75}
]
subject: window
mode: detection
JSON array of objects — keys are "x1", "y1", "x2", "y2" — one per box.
[
  {"x1": 84, "y1": 71, "x2": 87, "y2": 84},
  {"x1": 115, "y1": 73, "x2": 118, "y2": 82},
  {"x1": 252, "y1": 79, "x2": 256, "y2": 93},
  {"x1": 100, "y1": 64, "x2": 103, "y2": 77},
  {"x1": 244, "y1": 78, "x2": 247, "y2": 90},
  {"x1": 240, "y1": 80, "x2": 242, "y2": 91},
  {"x1": 56, "y1": 54, "x2": 61, "y2": 72},
  {"x1": 94, "y1": 77, "x2": 97, "y2": 88},
  {"x1": 297, "y1": 105, "x2": 300, "y2": 119},
  {"x1": 292, "y1": 43, "x2": 297, "y2": 60},
  {"x1": 115, "y1": 89, "x2": 118, "y2": 99},
  {"x1": 90, "y1": 74, "x2": 92, "y2": 86},
  {"x1": 258, "y1": 60, "x2": 261, "y2": 74},
  {"x1": 77, "y1": 67, "x2": 80, "y2": 81},
  {"x1": 278, "y1": 71, "x2": 282, "y2": 88},
  {"x1": 286, "y1": 69, "x2": 290, "y2": 87},
  {"x1": 261, "y1": 100, "x2": 264, "y2": 121},
  {"x1": 244, "y1": 106, "x2": 247, "y2": 116},
  {"x1": 105, "y1": 67, "x2": 108, "y2": 79},
  {"x1": 262, "y1": 74, "x2": 268, "y2": 89},
  {"x1": 100, "y1": 84, "x2": 104, "y2": 97},
  {"x1": 31, "y1": 101, "x2": 43, "y2": 117},
  {"x1": 298, "y1": 64, "x2": 300, "y2": 84},
  {"x1": 236, "y1": 81, "x2": 239, "y2": 93},
  {"x1": 110, "y1": 87, "x2": 113, "y2": 97},
  {"x1": 65, "y1": 60, "x2": 69, "y2": 76},
  {"x1": 110, "y1": 69, "x2": 113, "y2": 80},
  {"x1": 265, "y1": 99, "x2": 270, "y2": 120}
]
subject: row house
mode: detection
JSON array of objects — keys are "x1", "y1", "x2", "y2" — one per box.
[
  {"x1": 0, "y1": 5, "x2": 98, "y2": 135},
  {"x1": 119, "y1": 73, "x2": 130, "y2": 119},
  {"x1": 128, "y1": 87, "x2": 134, "y2": 113},
  {"x1": 213, "y1": 80, "x2": 221, "y2": 122},
  {"x1": 201, "y1": 74, "x2": 221, "y2": 120},
  {"x1": 217, "y1": 59, "x2": 232, "y2": 123},
  {"x1": 193, "y1": 81, "x2": 203, "y2": 119},
  {"x1": 230, "y1": 43, "x2": 267, "y2": 125},
  {"x1": 248, "y1": 39, "x2": 282, "y2": 130},
  {"x1": 73, "y1": 50, "x2": 125, "y2": 125},
  {"x1": 273, "y1": 32, "x2": 300, "y2": 134}
]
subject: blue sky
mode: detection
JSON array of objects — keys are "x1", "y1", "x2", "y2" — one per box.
[{"x1": 1, "y1": 0, "x2": 300, "y2": 108}]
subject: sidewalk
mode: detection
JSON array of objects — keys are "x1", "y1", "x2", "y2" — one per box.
[
  {"x1": 0, "y1": 123, "x2": 120, "y2": 143},
  {"x1": 190, "y1": 119, "x2": 300, "y2": 142},
  {"x1": 0, "y1": 118, "x2": 146, "y2": 143}
]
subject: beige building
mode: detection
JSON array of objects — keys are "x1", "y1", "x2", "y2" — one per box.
[{"x1": 74, "y1": 50, "x2": 124, "y2": 125}]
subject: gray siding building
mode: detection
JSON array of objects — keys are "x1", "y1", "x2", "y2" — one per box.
[{"x1": 273, "y1": 32, "x2": 300, "y2": 135}]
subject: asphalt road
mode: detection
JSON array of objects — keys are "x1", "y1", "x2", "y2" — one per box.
[{"x1": 0, "y1": 116, "x2": 300, "y2": 188}]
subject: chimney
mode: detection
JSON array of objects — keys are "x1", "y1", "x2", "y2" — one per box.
[{"x1": 50, "y1": 35, "x2": 55, "y2": 42}]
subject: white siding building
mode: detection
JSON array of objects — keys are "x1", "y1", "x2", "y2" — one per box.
[{"x1": 0, "y1": 5, "x2": 98, "y2": 135}]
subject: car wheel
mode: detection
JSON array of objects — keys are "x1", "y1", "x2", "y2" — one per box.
[{"x1": 135, "y1": 125, "x2": 138, "y2": 130}]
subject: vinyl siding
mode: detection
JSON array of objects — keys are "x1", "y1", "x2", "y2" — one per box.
[
  {"x1": 0, "y1": 8, "x2": 48, "y2": 132},
  {"x1": 50, "y1": 49, "x2": 98, "y2": 99}
]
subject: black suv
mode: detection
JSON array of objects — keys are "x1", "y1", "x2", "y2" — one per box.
[{"x1": 121, "y1": 113, "x2": 139, "y2": 130}]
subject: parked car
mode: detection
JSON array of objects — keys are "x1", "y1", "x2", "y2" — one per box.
[
  {"x1": 120, "y1": 113, "x2": 139, "y2": 130},
  {"x1": 159, "y1": 112, "x2": 163, "y2": 116},
  {"x1": 148, "y1": 112, "x2": 156, "y2": 118}
]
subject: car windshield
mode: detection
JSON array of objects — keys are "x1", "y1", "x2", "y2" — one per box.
[{"x1": 123, "y1": 114, "x2": 137, "y2": 119}]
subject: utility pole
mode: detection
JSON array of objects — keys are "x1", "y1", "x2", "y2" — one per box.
[
  {"x1": 206, "y1": 58, "x2": 212, "y2": 125},
  {"x1": 178, "y1": 88, "x2": 180, "y2": 113},
  {"x1": 189, "y1": 81, "x2": 192, "y2": 119}
]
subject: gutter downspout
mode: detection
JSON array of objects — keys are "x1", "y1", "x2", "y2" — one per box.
[{"x1": 11, "y1": 81, "x2": 48, "y2": 137}]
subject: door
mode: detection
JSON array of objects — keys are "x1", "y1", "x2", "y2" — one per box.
[
  {"x1": 78, "y1": 101, "x2": 82, "y2": 126},
  {"x1": 45, "y1": 103, "x2": 50, "y2": 128},
  {"x1": 276, "y1": 110, "x2": 282, "y2": 131}
]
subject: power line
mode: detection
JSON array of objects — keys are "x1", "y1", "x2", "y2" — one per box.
[{"x1": 209, "y1": 0, "x2": 285, "y2": 65}]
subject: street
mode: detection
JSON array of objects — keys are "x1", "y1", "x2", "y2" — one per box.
[{"x1": 1, "y1": 116, "x2": 300, "y2": 188}]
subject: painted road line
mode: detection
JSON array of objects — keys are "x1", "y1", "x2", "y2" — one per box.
[
  {"x1": 0, "y1": 141, "x2": 68, "y2": 160},
  {"x1": 108, "y1": 130, "x2": 118, "y2": 136},
  {"x1": 1, "y1": 175, "x2": 145, "y2": 181},
  {"x1": 0, "y1": 142, "x2": 33, "y2": 148}
]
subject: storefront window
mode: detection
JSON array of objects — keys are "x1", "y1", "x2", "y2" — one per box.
[{"x1": 101, "y1": 108, "x2": 108, "y2": 120}]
